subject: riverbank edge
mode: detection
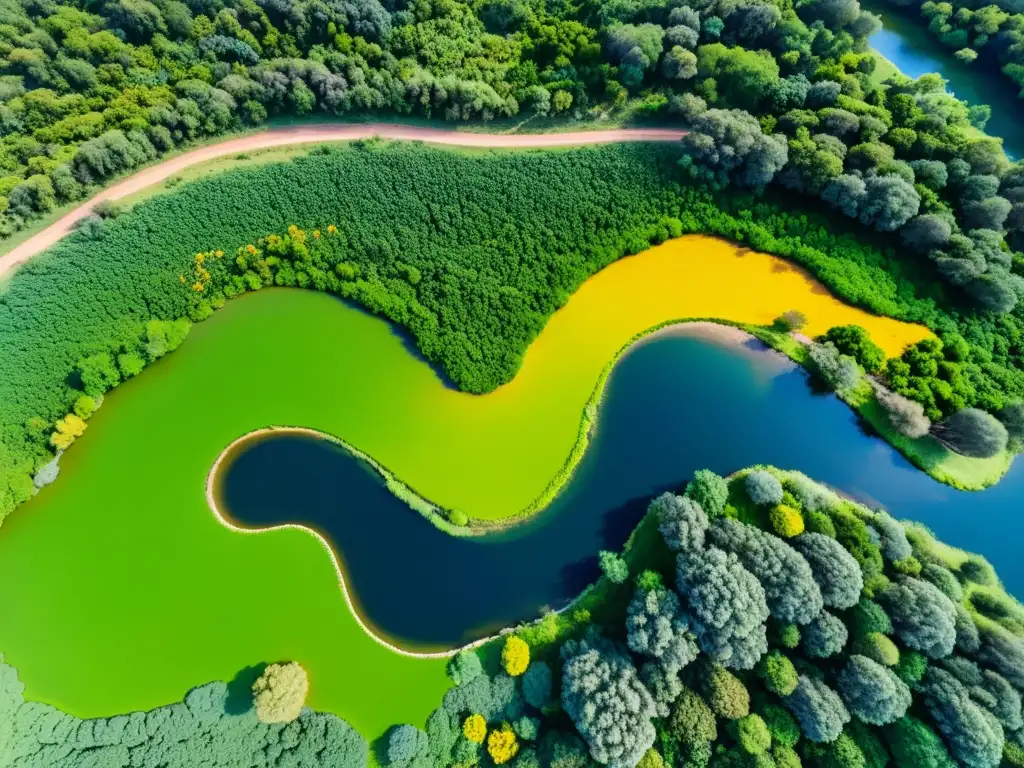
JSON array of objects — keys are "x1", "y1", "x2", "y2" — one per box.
[
  {"x1": 204, "y1": 320, "x2": 755, "y2": 542},
  {"x1": 749, "y1": 327, "x2": 1014, "y2": 490},
  {"x1": 207, "y1": 316, "x2": 1010, "y2": 551},
  {"x1": 205, "y1": 427, "x2": 607, "y2": 661}
]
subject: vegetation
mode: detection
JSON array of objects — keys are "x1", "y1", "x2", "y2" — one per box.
[
  {"x1": 2, "y1": 654, "x2": 367, "y2": 767},
  {"x1": 877, "y1": 0, "x2": 1024, "y2": 104},
  {"x1": 9, "y1": 464, "x2": 1023, "y2": 767},
  {"x1": 253, "y1": 661, "x2": 309, "y2": 723},
  {"x1": 6, "y1": 102, "x2": 1024, "y2": 525}
]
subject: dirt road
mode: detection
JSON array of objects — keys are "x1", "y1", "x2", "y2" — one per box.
[{"x1": 0, "y1": 123, "x2": 686, "y2": 281}]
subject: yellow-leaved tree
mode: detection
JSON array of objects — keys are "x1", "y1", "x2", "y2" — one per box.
[
  {"x1": 252, "y1": 661, "x2": 308, "y2": 723},
  {"x1": 463, "y1": 714, "x2": 486, "y2": 744},
  {"x1": 487, "y1": 724, "x2": 519, "y2": 765},
  {"x1": 49, "y1": 414, "x2": 87, "y2": 450},
  {"x1": 501, "y1": 636, "x2": 530, "y2": 677},
  {"x1": 769, "y1": 505, "x2": 805, "y2": 538}
]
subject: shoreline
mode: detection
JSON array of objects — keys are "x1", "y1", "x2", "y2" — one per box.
[
  {"x1": 203, "y1": 319, "x2": 767, "y2": 658},
  {"x1": 205, "y1": 427, "x2": 490, "y2": 660}
]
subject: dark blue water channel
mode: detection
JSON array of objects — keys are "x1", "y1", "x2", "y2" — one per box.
[{"x1": 218, "y1": 331, "x2": 1024, "y2": 650}]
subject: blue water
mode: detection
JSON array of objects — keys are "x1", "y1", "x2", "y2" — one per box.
[
  {"x1": 220, "y1": 332, "x2": 1022, "y2": 649},
  {"x1": 868, "y1": 4, "x2": 1024, "y2": 159}
]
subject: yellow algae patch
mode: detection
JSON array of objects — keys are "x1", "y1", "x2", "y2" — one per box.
[{"x1": 379, "y1": 235, "x2": 931, "y2": 520}]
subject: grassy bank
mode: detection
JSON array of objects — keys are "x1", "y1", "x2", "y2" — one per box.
[{"x1": 744, "y1": 326, "x2": 1013, "y2": 490}]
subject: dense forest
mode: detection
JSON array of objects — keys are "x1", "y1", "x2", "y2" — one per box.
[
  {"x1": 7, "y1": 466, "x2": 1024, "y2": 768},
  {"x1": 2, "y1": 142, "x2": 1024, "y2": 521},
  {"x1": 3, "y1": 0, "x2": 1024, "y2": 320}
]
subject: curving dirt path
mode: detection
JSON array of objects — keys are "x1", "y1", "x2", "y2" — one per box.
[{"x1": 0, "y1": 123, "x2": 686, "y2": 282}]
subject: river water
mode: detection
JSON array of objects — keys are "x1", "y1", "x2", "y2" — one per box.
[
  {"x1": 220, "y1": 331, "x2": 1023, "y2": 650},
  {"x1": 868, "y1": 3, "x2": 1024, "y2": 158}
]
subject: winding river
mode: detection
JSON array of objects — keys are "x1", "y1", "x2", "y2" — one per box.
[{"x1": 218, "y1": 328, "x2": 1024, "y2": 652}]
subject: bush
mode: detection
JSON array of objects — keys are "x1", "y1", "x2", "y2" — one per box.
[
  {"x1": 522, "y1": 662, "x2": 553, "y2": 710},
  {"x1": 653, "y1": 493, "x2": 709, "y2": 551},
  {"x1": 777, "y1": 623, "x2": 801, "y2": 649},
  {"x1": 686, "y1": 469, "x2": 729, "y2": 518},
  {"x1": 488, "y1": 723, "x2": 520, "y2": 765},
  {"x1": 778, "y1": 626, "x2": 802, "y2": 651},
  {"x1": 775, "y1": 310, "x2": 808, "y2": 331},
  {"x1": 599, "y1": 551, "x2": 629, "y2": 584},
  {"x1": 770, "y1": 505, "x2": 805, "y2": 538},
  {"x1": 746, "y1": 470, "x2": 784, "y2": 506},
  {"x1": 878, "y1": 578, "x2": 957, "y2": 659},
  {"x1": 734, "y1": 714, "x2": 771, "y2": 755},
  {"x1": 758, "y1": 650, "x2": 799, "y2": 696},
  {"x1": 464, "y1": 714, "x2": 487, "y2": 744},
  {"x1": 784, "y1": 676, "x2": 850, "y2": 744},
  {"x1": 874, "y1": 384, "x2": 931, "y2": 439},
  {"x1": 808, "y1": 341, "x2": 862, "y2": 393},
  {"x1": 817, "y1": 325, "x2": 885, "y2": 373},
  {"x1": 837, "y1": 655, "x2": 912, "y2": 726},
  {"x1": 32, "y1": 458, "x2": 59, "y2": 489},
  {"x1": 72, "y1": 395, "x2": 98, "y2": 419},
  {"x1": 502, "y1": 637, "x2": 530, "y2": 677},
  {"x1": 252, "y1": 662, "x2": 308, "y2": 724}
]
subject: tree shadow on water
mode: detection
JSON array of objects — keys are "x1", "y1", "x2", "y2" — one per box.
[
  {"x1": 225, "y1": 663, "x2": 267, "y2": 715},
  {"x1": 599, "y1": 490, "x2": 673, "y2": 549}
]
